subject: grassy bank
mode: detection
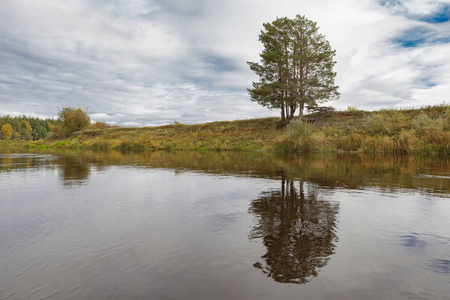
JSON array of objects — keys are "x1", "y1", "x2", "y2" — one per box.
[
  {"x1": 277, "y1": 105, "x2": 449, "y2": 154},
  {"x1": 23, "y1": 118, "x2": 281, "y2": 151},
  {"x1": 14, "y1": 105, "x2": 450, "y2": 154}
]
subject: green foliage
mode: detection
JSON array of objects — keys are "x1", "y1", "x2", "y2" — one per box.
[
  {"x1": 248, "y1": 15, "x2": 339, "y2": 120},
  {"x1": 0, "y1": 115, "x2": 56, "y2": 141},
  {"x1": 20, "y1": 121, "x2": 33, "y2": 140},
  {"x1": 33, "y1": 125, "x2": 48, "y2": 140}
]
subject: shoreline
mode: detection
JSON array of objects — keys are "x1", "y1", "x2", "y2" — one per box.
[{"x1": 2, "y1": 105, "x2": 449, "y2": 155}]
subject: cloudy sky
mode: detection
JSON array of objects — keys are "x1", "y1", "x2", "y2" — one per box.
[{"x1": 1, "y1": 0, "x2": 449, "y2": 126}]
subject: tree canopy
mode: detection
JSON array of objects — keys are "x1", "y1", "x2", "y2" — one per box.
[
  {"x1": 248, "y1": 15, "x2": 339, "y2": 120},
  {"x1": 1, "y1": 123, "x2": 13, "y2": 141},
  {"x1": 57, "y1": 107, "x2": 90, "y2": 134},
  {"x1": 0, "y1": 115, "x2": 56, "y2": 141}
]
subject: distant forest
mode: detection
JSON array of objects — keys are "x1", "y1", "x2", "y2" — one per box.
[{"x1": 0, "y1": 115, "x2": 59, "y2": 141}]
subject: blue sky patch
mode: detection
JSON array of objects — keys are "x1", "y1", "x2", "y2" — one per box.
[
  {"x1": 418, "y1": 77, "x2": 438, "y2": 88},
  {"x1": 418, "y1": 5, "x2": 450, "y2": 23},
  {"x1": 379, "y1": 1, "x2": 450, "y2": 24},
  {"x1": 394, "y1": 27, "x2": 432, "y2": 47},
  {"x1": 378, "y1": 0, "x2": 402, "y2": 9},
  {"x1": 394, "y1": 26, "x2": 450, "y2": 47}
]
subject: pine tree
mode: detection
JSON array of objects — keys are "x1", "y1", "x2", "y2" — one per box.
[{"x1": 248, "y1": 15, "x2": 339, "y2": 120}]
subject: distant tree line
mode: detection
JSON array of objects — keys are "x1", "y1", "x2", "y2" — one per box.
[
  {"x1": 0, "y1": 115, "x2": 58, "y2": 141},
  {"x1": 1, "y1": 108, "x2": 115, "y2": 141}
]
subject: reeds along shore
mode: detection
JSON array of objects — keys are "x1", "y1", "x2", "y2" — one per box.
[{"x1": 11, "y1": 105, "x2": 450, "y2": 155}]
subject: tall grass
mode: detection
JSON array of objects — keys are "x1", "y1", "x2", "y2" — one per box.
[{"x1": 277, "y1": 105, "x2": 449, "y2": 154}]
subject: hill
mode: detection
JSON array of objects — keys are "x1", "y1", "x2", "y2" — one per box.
[{"x1": 18, "y1": 105, "x2": 450, "y2": 154}]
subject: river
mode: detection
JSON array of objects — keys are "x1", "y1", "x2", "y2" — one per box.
[{"x1": 0, "y1": 149, "x2": 449, "y2": 299}]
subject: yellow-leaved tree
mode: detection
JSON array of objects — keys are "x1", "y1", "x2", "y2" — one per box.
[
  {"x1": 56, "y1": 107, "x2": 91, "y2": 134},
  {"x1": 1, "y1": 123, "x2": 13, "y2": 140}
]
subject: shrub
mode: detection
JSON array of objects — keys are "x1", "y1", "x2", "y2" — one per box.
[
  {"x1": 274, "y1": 120, "x2": 315, "y2": 151},
  {"x1": 322, "y1": 125, "x2": 338, "y2": 137},
  {"x1": 361, "y1": 135, "x2": 376, "y2": 152},
  {"x1": 364, "y1": 111, "x2": 409, "y2": 136},
  {"x1": 286, "y1": 119, "x2": 313, "y2": 139},
  {"x1": 311, "y1": 132, "x2": 327, "y2": 148},
  {"x1": 287, "y1": 119, "x2": 314, "y2": 150},
  {"x1": 336, "y1": 133, "x2": 363, "y2": 151},
  {"x1": 90, "y1": 121, "x2": 110, "y2": 130},
  {"x1": 412, "y1": 112, "x2": 444, "y2": 143},
  {"x1": 396, "y1": 129, "x2": 418, "y2": 153},
  {"x1": 375, "y1": 136, "x2": 395, "y2": 152}
]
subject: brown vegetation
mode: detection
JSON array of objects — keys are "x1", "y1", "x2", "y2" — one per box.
[
  {"x1": 277, "y1": 104, "x2": 449, "y2": 154},
  {"x1": 20, "y1": 105, "x2": 450, "y2": 155}
]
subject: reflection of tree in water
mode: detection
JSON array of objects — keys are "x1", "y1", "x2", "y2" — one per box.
[
  {"x1": 58, "y1": 156, "x2": 91, "y2": 186},
  {"x1": 249, "y1": 174, "x2": 339, "y2": 284}
]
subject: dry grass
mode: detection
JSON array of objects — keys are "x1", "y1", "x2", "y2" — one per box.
[
  {"x1": 277, "y1": 104, "x2": 450, "y2": 154},
  {"x1": 22, "y1": 104, "x2": 450, "y2": 155},
  {"x1": 34, "y1": 118, "x2": 281, "y2": 151}
]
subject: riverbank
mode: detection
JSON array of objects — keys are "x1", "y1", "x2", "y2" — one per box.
[{"x1": 5, "y1": 105, "x2": 450, "y2": 154}]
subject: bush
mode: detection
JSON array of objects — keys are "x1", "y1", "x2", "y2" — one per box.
[
  {"x1": 360, "y1": 135, "x2": 395, "y2": 153},
  {"x1": 90, "y1": 121, "x2": 110, "y2": 130},
  {"x1": 311, "y1": 132, "x2": 327, "y2": 149},
  {"x1": 286, "y1": 119, "x2": 313, "y2": 140},
  {"x1": 396, "y1": 129, "x2": 418, "y2": 153},
  {"x1": 361, "y1": 135, "x2": 376, "y2": 153},
  {"x1": 375, "y1": 136, "x2": 395, "y2": 152},
  {"x1": 336, "y1": 133, "x2": 363, "y2": 151},
  {"x1": 364, "y1": 110, "x2": 409, "y2": 136},
  {"x1": 274, "y1": 119, "x2": 315, "y2": 151},
  {"x1": 412, "y1": 112, "x2": 444, "y2": 143}
]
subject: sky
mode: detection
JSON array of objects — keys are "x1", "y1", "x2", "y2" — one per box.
[{"x1": 1, "y1": 0, "x2": 449, "y2": 126}]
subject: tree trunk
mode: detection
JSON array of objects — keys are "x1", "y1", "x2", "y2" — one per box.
[
  {"x1": 299, "y1": 102, "x2": 304, "y2": 119},
  {"x1": 286, "y1": 102, "x2": 293, "y2": 120},
  {"x1": 289, "y1": 103, "x2": 296, "y2": 119}
]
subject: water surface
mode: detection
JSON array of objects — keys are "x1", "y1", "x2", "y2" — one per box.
[{"x1": 1, "y1": 149, "x2": 449, "y2": 299}]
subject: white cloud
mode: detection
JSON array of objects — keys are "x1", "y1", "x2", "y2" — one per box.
[
  {"x1": 123, "y1": 121, "x2": 142, "y2": 127},
  {"x1": 0, "y1": 0, "x2": 449, "y2": 126}
]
